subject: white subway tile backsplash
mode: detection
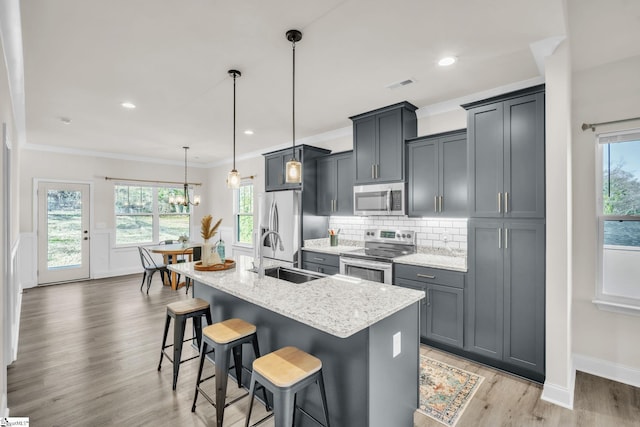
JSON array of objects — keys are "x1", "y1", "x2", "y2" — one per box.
[{"x1": 329, "y1": 216, "x2": 468, "y2": 253}]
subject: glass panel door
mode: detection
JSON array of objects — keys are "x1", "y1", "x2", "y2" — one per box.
[{"x1": 38, "y1": 182, "x2": 90, "y2": 284}]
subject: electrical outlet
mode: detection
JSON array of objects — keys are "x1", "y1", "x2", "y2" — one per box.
[{"x1": 393, "y1": 332, "x2": 401, "y2": 358}]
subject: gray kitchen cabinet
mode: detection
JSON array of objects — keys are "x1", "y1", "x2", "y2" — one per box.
[
  {"x1": 316, "y1": 151, "x2": 354, "y2": 215},
  {"x1": 394, "y1": 264, "x2": 465, "y2": 348},
  {"x1": 467, "y1": 219, "x2": 545, "y2": 379},
  {"x1": 263, "y1": 145, "x2": 330, "y2": 192},
  {"x1": 350, "y1": 102, "x2": 417, "y2": 184},
  {"x1": 406, "y1": 129, "x2": 467, "y2": 217},
  {"x1": 301, "y1": 250, "x2": 340, "y2": 275},
  {"x1": 464, "y1": 85, "x2": 545, "y2": 219}
]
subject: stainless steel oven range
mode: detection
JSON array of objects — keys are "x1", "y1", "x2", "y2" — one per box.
[{"x1": 339, "y1": 229, "x2": 416, "y2": 284}]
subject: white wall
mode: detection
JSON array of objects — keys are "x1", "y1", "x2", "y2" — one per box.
[
  {"x1": 572, "y1": 55, "x2": 640, "y2": 371},
  {"x1": 18, "y1": 149, "x2": 210, "y2": 280},
  {"x1": 541, "y1": 39, "x2": 574, "y2": 408}
]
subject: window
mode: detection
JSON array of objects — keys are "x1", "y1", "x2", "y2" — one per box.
[
  {"x1": 596, "y1": 130, "x2": 640, "y2": 314},
  {"x1": 115, "y1": 184, "x2": 191, "y2": 246},
  {"x1": 234, "y1": 181, "x2": 254, "y2": 245}
]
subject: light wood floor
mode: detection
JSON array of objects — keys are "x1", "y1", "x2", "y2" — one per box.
[{"x1": 7, "y1": 274, "x2": 640, "y2": 426}]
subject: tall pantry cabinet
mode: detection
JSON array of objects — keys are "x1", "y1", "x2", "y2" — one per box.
[{"x1": 463, "y1": 85, "x2": 546, "y2": 382}]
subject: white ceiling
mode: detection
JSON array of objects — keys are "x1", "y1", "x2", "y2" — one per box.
[{"x1": 16, "y1": 0, "x2": 636, "y2": 166}]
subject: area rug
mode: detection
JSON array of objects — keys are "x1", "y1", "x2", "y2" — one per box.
[{"x1": 418, "y1": 355, "x2": 484, "y2": 426}]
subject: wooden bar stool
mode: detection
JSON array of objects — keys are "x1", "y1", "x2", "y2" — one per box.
[
  {"x1": 245, "y1": 346, "x2": 330, "y2": 427},
  {"x1": 192, "y1": 318, "x2": 269, "y2": 427},
  {"x1": 158, "y1": 298, "x2": 212, "y2": 390}
]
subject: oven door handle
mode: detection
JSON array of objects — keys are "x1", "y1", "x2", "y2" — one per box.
[{"x1": 340, "y1": 257, "x2": 393, "y2": 270}]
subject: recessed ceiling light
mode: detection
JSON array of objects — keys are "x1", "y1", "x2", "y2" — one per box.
[
  {"x1": 438, "y1": 56, "x2": 457, "y2": 67},
  {"x1": 244, "y1": 130, "x2": 254, "y2": 135},
  {"x1": 121, "y1": 102, "x2": 136, "y2": 109},
  {"x1": 60, "y1": 117, "x2": 72, "y2": 125}
]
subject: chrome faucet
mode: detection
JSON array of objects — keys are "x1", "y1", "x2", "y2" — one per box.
[{"x1": 257, "y1": 230, "x2": 284, "y2": 279}]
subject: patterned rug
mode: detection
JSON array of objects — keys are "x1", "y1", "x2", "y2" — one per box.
[{"x1": 418, "y1": 355, "x2": 484, "y2": 426}]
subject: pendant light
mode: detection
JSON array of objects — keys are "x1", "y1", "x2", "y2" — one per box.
[
  {"x1": 285, "y1": 29, "x2": 303, "y2": 184},
  {"x1": 171, "y1": 146, "x2": 201, "y2": 207},
  {"x1": 227, "y1": 69, "x2": 242, "y2": 189}
]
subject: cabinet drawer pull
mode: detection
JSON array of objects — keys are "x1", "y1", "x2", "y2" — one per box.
[
  {"x1": 434, "y1": 196, "x2": 438, "y2": 213},
  {"x1": 505, "y1": 191, "x2": 509, "y2": 213},
  {"x1": 498, "y1": 192, "x2": 502, "y2": 213},
  {"x1": 505, "y1": 228, "x2": 509, "y2": 249},
  {"x1": 439, "y1": 195, "x2": 443, "y2": 212},
  {"x1": 313, "y1": 257, "x2": 325, "y2": 261},
  {"x1": 498, "y1": 228, "x2": 502, "y2": 249},
  {"x1": 371, "y1": 164, "x2": 375, "y2": 179},
  {"x1": 417, "y1": 273, "x2": 435, "y2": 279}
]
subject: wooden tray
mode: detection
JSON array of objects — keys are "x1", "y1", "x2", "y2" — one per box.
[{"x1": 194, "y1": 259, "x2": 236, "y2": 271}]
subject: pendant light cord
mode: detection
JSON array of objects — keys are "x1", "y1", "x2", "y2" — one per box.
[
  {"x1": 183, "y1": 146, "x2": 189, "y2": 205},
  {"x1": 292, "y1": 38, "x2": 296, "y2": 161},
  {"x1": 233, "y1": 72, "x2": 237, "y2": 170}
]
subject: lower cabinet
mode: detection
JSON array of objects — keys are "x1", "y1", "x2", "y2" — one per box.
[
  {"x1": 394, "y1": 264, "x2": 465, "y2": 349},
  {"x1": 301, "y1": 250, "x2": 340, "y2": 275},
  {"x1": 466, "y1": 219, "x2": 545, "y2": 380}
]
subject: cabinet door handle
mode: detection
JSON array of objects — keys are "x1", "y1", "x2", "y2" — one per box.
[
  {"x1": 505, "y1": 192, "x2": 509, "y2": 213},
  {"x1": 434, "y1": 196, "x2": 438, "y2": 213},
  {"x1": 426, "y1": 289, "x2": 430, "y2": 306},
  {"x1": 505, "y1": 228, "x2": 509, "y2": 249},
  {"x1": 371, "y1": 164, "x2": 375, "y2": 179},
  {"x1": 417, "y1": 273, "x2": 435, "y2": 279},
  {"x1": 498, "y1": 228, "x2": 502, "y2": 249},
  {"x1": 313, "y1": 257, "x2": 325, "y2": 261},
  {"x1": 439, "y1": 195, "x2": 443, "y2": 213},
  {"x1": 498, "y1": 192, "x2": 502, "y2": 213}
]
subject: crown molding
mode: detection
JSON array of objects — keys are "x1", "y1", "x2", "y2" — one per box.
[{"x1": 22, "y1": 142, "x2": 209, "y2": 168}]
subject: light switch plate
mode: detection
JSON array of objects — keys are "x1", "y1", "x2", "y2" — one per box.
[{"x1": 393, "y1": 332, "x2": 401, "y2": 358}]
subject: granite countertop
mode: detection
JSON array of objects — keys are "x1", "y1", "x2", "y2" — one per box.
[
  {"x1": 301, "y1": 245, "x2": 361, "y2": 255},
  {"x1": 169, "y1": 256, "x2": 424, "y2": 339},
  {"x1": 394, "y1": 250, "x2": 467, "y2": 272}
]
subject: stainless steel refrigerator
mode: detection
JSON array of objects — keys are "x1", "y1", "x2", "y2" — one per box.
[
  {"x1": 256, "y1": 190, "x2": 328, "y2": 267},
  {"x1": 257, "y1": 190, "x2": 299, "y2": 265}
]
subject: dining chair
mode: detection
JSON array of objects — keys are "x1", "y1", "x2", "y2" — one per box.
[
  {"x1": 184, "y1": 246, "x2": 201, "y2": 295},
  {"x1": 138, "y1": 246, "x2": 177, "y2": 294}
]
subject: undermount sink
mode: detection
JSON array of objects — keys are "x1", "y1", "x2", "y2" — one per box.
[{"x1": 261, "y1": 266, "x2": 324, "y2": 284}]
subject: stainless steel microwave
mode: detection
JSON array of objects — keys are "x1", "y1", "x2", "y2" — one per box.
[{"x1": 353, "y1": 182, "x2": 406, "y2": 216}]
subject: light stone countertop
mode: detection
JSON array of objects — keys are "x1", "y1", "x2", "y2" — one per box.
[
  {"x1": 169, "y1": 256, "x2": 424, "y2": 339},
  {"x1": 394, "y1": 252, "x2": 467, "y2": 272},
  {"x1": 301, "y1": 245, "x2": 362, "y2": 255}
]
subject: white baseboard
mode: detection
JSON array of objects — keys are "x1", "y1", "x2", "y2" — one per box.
[
  {"x1": 573, "y1": 353, "x2": 640, "y2": 389},
  {"x1": 541, "y1": 367, "x2": 575, "y2": 410}
]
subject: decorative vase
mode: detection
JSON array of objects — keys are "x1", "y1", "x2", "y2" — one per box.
[{"x1": 202, "y1": 240, "x2": 214, "y2": 266}]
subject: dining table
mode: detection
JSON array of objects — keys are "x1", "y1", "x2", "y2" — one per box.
[{"x1": 148, "y1": 243, "x2": 200, "y2": 290}]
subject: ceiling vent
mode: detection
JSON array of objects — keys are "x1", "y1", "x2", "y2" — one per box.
[{"x1": 386, "y1": 78, "x2": 416, "y2": 90}]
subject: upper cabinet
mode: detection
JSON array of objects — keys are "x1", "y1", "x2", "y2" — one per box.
[
  {"x1": 350, "y1": 102, "x2": 417, "y2": 184},
  {"x1": 463, "y1": 85, "x2": 545, "y2": 218},
  {"x1": 406, "y1": 129, "x2": 467, "y2": 217},
  {"x1": 263, "y1": 145, "x2": 330, "y2": 192},
  {"x1": 316, "y1": 151, "x2": 355, "y2": 216}
]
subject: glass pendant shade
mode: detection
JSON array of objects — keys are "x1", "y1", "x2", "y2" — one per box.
[
  {"x1": 285, "y1": 159, "x2": 302, "y2": 183},
  {"x1": 227, "y1": 169, "x2": 241, "y2": 189},
  {"x1": 192, "y1": 194, "x2": 201, "y2": 205}
]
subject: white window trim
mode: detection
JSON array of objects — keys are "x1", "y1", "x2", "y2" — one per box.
[
  {"x1": 233, "y1": 179, "x2": 254, "y2": 249},
  {"x1": 594, "y1": 129, "x2": 640, "y2": 316},
  {"x1": 113, "y1": 183, "x2": 192, "y2": 247}
]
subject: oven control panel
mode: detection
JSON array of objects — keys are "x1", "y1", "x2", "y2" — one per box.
[{"x1": 364, "y1": 229, "x2": 415, "y2": 244}]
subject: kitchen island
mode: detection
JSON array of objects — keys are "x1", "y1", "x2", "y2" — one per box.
[{"x1": 169, "y1": 256, "x2": 424, "y2": 427}]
